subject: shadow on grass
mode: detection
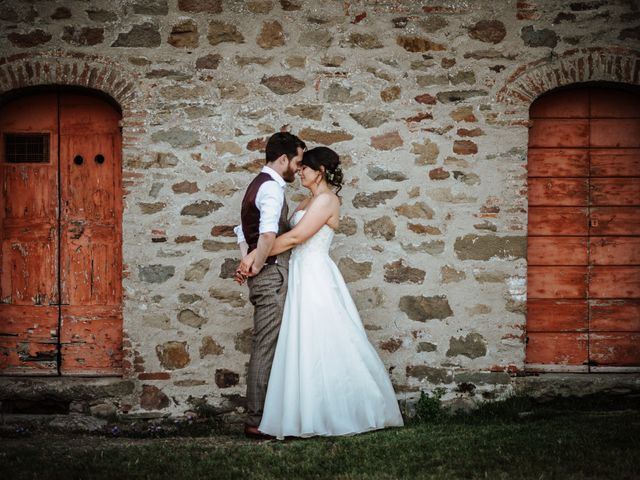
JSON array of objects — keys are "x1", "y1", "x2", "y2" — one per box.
[
  {"x1": 409, "y1": 391, "x2": 640, "y2": 426},
  {"x1": 1, "y1": 394, "x2": 639, "y2": 479}
]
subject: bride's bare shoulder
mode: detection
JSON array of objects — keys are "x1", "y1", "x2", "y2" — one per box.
[{"x1": 319, "y1": 191, "x2": 341, "y2": 208}]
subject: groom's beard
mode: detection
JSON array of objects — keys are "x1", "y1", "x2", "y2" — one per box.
[{"x1": 283, "y1": 164, "x2": 297, "y2": 183}]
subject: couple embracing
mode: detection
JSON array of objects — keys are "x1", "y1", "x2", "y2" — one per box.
[{"x1": 233, "y1": 132, "x2": 404, "y2": 440}]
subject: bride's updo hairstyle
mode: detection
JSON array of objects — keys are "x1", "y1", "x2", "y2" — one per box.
[{"x1": 301, "y1": 146, "x2": 344, "y2": 194}]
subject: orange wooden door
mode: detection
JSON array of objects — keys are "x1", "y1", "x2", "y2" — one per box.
[
  {"x1": 587, "y1": 88, "x2": 640, "y2": 370},
  {"x1": 59, "y1": 94, "x2": 123, "y2": 375},
  {"x1": 527, "y1": 86, "x2": 640, "y2": 372},
  {"x1": 0, "y1": 91, "x2": 122, "y2": 376},
  {"x1": 0, "y1": 94, "x2": 60, "y2": 375}
]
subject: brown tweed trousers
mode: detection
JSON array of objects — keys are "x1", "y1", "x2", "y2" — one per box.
[
  {"x1": 245, "y1": 202, "x2": 291, "y2": 428},
  {"x1": 245, "y1": 262, "x2": 288, "y2": 427}
]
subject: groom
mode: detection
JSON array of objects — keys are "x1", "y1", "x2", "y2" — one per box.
[{"x1": 233, "y1": 132, "x2": 305, "y2": 438}]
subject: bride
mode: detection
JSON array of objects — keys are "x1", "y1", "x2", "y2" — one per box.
[{"x1": 239, "y1": 146, "x2": 404, "y2": 439}]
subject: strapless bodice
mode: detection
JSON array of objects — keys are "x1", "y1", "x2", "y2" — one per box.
[{"x1": 290, "y1": 210, "x2": 334, "y2": 258}]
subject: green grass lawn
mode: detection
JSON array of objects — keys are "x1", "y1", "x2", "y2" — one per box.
[{"x1": 1, "y1": 396, "x2": 639, "y2": 479}]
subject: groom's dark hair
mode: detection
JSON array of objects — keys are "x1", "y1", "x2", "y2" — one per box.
[{"x1": 265, "y1": 132, "x2": 306, "y2": 163}]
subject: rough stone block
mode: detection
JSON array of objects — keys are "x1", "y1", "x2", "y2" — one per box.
[
  {"x1": 454, "y1": 234, "x2": 526, "y2": 260},
  {"x1": 399, "y1": 295, "x2": 453, "y2": 320},
  {"x1": 112, "y1": 23, "x2": 161, "y2": 47},
  {"x1": 384, "y1": 260, "x2": 426, "y2": 284}
]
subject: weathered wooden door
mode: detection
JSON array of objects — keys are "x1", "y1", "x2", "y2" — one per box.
[
  {"x1": 0, "y1": 91, "x2": 123, "y2": 376},
  {"x1": 527, "y1": 85, "x2": 640, "y2": 372},
  {"x1": 0, "y1": 94, "x2": 59, "y2": 375}
]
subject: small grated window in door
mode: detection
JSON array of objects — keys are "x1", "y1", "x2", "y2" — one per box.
[{"x1": 4, "y1": 133, "x2": 50, "y2": 163}]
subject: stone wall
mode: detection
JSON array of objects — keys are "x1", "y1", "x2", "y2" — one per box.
[{"x1": 0, "y1": 0, "x2": 639, "y2": 418}]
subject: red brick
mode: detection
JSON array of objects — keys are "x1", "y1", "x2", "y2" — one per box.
[
  {"x1": 351, "y1": 12, "x2": 366, "y2": 24},
  {"x1": 211, "y1": 225, "x2": 236, "y2": 237},
  {"x1": 414, "y1": 93, "x2": 436, "y2": 105}
]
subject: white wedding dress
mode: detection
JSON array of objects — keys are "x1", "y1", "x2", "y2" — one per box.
[{"x1": 259, "y1": 210, "x2": 404, "y2": 439}]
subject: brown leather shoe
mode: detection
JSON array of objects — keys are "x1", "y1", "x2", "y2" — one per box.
[{"x1": 244, "y1": 424, "x2": 274, "y2": 440}]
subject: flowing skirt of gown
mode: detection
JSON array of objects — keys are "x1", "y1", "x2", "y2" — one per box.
[{"x1": 259, "y1": 214, "x2": 404, "y2": 439}]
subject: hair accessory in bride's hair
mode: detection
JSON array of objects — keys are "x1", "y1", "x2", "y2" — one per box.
[{"x1": 326, "y1": 166, "x2": 341, "y2": 182}]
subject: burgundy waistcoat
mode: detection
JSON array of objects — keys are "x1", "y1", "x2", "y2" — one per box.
[{"x1": 241, "y1": 172, "x2": 290, "y2": 266}]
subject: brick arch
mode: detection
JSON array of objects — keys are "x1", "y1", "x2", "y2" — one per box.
[
  {"x1": 0, "y1": 51, "x2": 145, "y2": 121},
  {"x1": 497, "y1": 47, "x2": 640, "y2": 105}
]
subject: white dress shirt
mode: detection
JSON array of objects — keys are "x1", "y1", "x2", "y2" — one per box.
[{"x1": 234, "y1": 166, "x2": 286, "y2": 244}]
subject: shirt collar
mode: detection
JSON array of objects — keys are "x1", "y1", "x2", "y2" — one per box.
[{"x1": 262, "y1": 165, "x2": 286, "y2": 188}]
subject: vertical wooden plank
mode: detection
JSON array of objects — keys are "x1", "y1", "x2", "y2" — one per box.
[
  {"x1": 526, "y1": 88, "x2": 592, "y2": 372},
  {"x1": 59, "y1": 93, "x2": 123, "y2": 376},
  {"x1": 588, "y1": 87, "x2": 640, "y2": 369},
  {"x1": 0, "y1": 93, "x2": 59, "y2": 376}
]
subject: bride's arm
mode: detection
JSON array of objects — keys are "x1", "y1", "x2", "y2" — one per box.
[
  {"x1": 268, "y1": 194, "x2": 335, "y2": 256},
  {"x1": 239, "y1": 194, "x2": 336, "y2": 277}
]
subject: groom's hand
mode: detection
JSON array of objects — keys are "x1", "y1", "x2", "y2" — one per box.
[
  {"x1": 233, "y1": 269, "x2": 247, "y2": 285},
  {"x1": 239, "y1": 252, "x2": 258, "y2": 275},
  {"x1": 234, "y1": 255, "x2": 258, "y2": 284},
  {"x1": 234, "y1": 258, "x2": 248, "y2": 285},
  {"x1": 233, "y1": 265, "x2": 259, "y2": 285}
]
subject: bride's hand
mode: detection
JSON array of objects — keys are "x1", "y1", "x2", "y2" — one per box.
[
  {"x1": 234, "y1": 251, "x2": 256, "y2": 285},
  {"x1": 239, "y1": 251, "x2": 257, "y2": 276}
]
